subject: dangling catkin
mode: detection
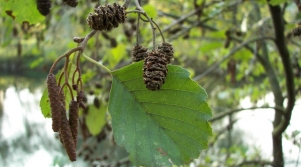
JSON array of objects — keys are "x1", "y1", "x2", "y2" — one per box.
[
  {"x1": 46, "y1": 73, "x2": 61, "y2": 132},
  {"x1": 60, "y1": 109, "x2": 76, "y2": 161},
  {"x1": 69, "y1": 100, "x2": 79, "y2": 148}
]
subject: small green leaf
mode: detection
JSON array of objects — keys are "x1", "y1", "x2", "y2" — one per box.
[
  {"x1": 142, "y1": 4, "x2": 157, "y2": 18},
  {"x1": 108, "y1": 62, "x2": 212, "y2": 166},
  {"x1": 107, "y1": 44, "x2": 126, "y2": 68},
  {"x1": 86, "y1": 104, "x2": 107, "y2": 136},
  {"x1": 40, "y1": 88, "x2": 51, "y2": 118},
  {"x1": 1, "y1": 0, "x2": 45, "y2": 24}
]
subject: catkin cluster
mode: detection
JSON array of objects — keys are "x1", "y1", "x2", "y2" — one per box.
[
  {"x1": 138, "y1": 42, "x2": 174, "y2": 91},
  {"x1": 37, "y1": 0, "x2": 52, "y2": 16},
  {"x1": 143, "y1": 50, "x2": 168, "y2": 91},
  {"x1": 132, "y1": 45, "x2": 148, "y2": 62},
  {"x1": 87, "y1": 3, "x2": 126, "y2": 31},
  {"x1": 46, "y1": 73, "x2": 80, "y2": 161}
]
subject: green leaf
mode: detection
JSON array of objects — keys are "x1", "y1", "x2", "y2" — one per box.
[
  {"x1": 1, "y1": 0, "x2": 45, "y2": 24},
  {"x1": 86, "y1": 104, "x2": 107, "y2": 136},
  {"x1": 269, "y1": 0, "x2": 287, "y2": 6},
  {"x1": 107, "y1": 44, "x2": 126, "y2": 68},
  {"x1": 142, "y1": 4, "x2": 157, "y2": 18},
  {"x1": 108, "y1": 62, "x2": 212, "y2": 166}
]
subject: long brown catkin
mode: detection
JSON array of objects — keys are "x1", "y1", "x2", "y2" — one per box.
[
  {"x1": 69, "y1": 100, "x2": 79, "y2": 148},
  {"x1": 46, "y1": 74, "x2": 61, "y2": 132},
  {"x1": 60, "y1": 109, "x2": 77, "y2": 161}
]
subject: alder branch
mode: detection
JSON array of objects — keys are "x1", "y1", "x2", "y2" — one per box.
[
  {"x1": 158, "y1": 11, "x2": 218, "y2": 31},
  {"x1": 236, "y1": 160, "x2": 274, "y2": 167},
  {"x1": 208, "y1": 119, "x2": 239, "y2": 147},
  {"x1": 122, "y1": 0, "x2": 132, "y2": 9},
  {"x1": 193, "y1": 36, "x2": 275, "y2": 81},
  {"x1": 162, "y1": 7, "x2": 201, "y2": 32},
  {"x1": 128, "y1": 1, "x2": 157, "y2": 49},
  {"x1": 162, "y1": 0, "x2": 240, "y2": 33},
  {"x1": 268, "y1": 4, "x2": 296, "y2": 136},
  {"x1": 209, "y1": 106, "x2": 285, "y2": 122}
]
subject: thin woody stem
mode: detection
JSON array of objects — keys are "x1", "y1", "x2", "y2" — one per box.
[
  {"x1": 49, "y1": 47, "x2": 82, "y2": 74},
  {"x1": 151, "y1": 18, "x2": 165, "y2": 43},
  {"x1": 136, "y1": 13, "x2": 141, "y2": 45},
  {"x1": 127, "y1": 6, "x2": 156, "y2": 49},
  {"x1": 59, "y1": 83, "x2": 75, "y2": 101},
  {"x1": 138, "y1": 15, "x2": 165, "y2": 43}
]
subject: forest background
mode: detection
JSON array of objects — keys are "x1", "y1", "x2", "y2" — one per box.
[{"x1": 0, "y1": 0, "x2": 301, "y2": 166}]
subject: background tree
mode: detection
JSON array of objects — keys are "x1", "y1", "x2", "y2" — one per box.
[{"x1": 0, "y1": 0, "x2": 300, "y2": 166}]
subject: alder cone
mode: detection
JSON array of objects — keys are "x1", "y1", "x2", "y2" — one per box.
[
  {"x1": 157, "y1": 42, "x2": 174, "y2": 64},
  {"x1": 69, "y1": 100, "x2": 79, "y2": 148},
  {"x1": 46, "y1": 74, "x2": 62, "y2": 132},
  {"x1": 143, "y1": 50, "x2": 168, "y2": 91},
  {"x1": 37, "y1": 0, "x2": 52, "y2": 16},
  {"x1": 132, "y1": 45, "x2": 148, "y2": 62},
  {"x1": 63, "y1": 0, "x2": 78, "y2": 7},
  {"x1": 60, "y1": 109, "x2": 76, "y2": 161},
  {"x1": 87, "y1": 3, "x2": 126, "y2": 31}
]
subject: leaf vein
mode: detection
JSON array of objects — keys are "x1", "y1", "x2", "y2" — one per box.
[
  {"x1": 149, "y1": 113, "x2": 209, "y2": 133},
  {"x1": 140, "y1": 101, "x2": 210, "y2": 117},
  {"x1": 160, "y1": 126, "x2": 206, "y2": 147}
]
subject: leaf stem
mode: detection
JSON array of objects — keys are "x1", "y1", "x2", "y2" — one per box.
[{"x1": 82, "y1": 54, "x2": 111, "y2": 74}]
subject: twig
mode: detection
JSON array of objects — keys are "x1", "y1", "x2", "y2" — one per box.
[
  {"x1": 122, "y1": 0, "x2": 132, "y2": 9},
  {"x1": 126, "y1": 10, "x2": 157, "y2": 49},
  {"x1": 134, "y1": 0, "x2": 144, "y2": 12},
  {"x1": 136, "y1": 13, "x2": 140, "y2": 45},
  {"x1": 79, "y1": 30, "x2": 97, "y2": 49},
  {"x1": 151, "y1": 18, "x2": 165, "y2": 43},
  {"x1": 49, "y1": 47, "x2": 82, "y2": 74},
  {"x1": 210, "y1": 106, "x2": 285, "y2": 122},
  {"x1": 135, "y1": 14, "x2": 165, "y2": 43},
  {"x1": 193, "y1": 36, "x2": 275, "y2": 81},
  {"x1": 236, "y1": 160, "x2": 274, "y2": 167}
]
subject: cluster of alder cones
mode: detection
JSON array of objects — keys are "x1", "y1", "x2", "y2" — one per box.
[
  {"x1": 87, "y1": 3, "x2": 174, "y2": 90},
  {"x1": 132, "y1": 43, "x2": 174, "y2": 91},
  {"x1": 46, "y1": 73, "x2": 85, "y2": 161},
  {"x1": 37, "y1": 0, "x2": 78, "y2": 16}
]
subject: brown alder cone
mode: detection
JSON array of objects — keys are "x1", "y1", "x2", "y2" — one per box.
[
  {"x1": 60, "y1": 109, "x2": 77, "y2": 161},
  {"x1": 77, "y1": 90, "x2": 87, "y2": 109},
  {"x1": 143, "y1": 50, "x2": 168, "y2": 91},
  {"x1": 157, "y1": 42, "x2": 174, "y2": 64},
  {"x1": 46, "y1": 73, "x2": 62, "y2": 132},
  {"x1": 37, "y1": 0, "x2": 52, "y2": 16},
  {"x1": 87, "y1": 3, "x2": 126, "y2": 31},
  {"x1": 132, "y1": 45, "x2": 148, "y2": 62},
  {"x1": 68, "y1": 100, "x2": 79, "y2": 148}
]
